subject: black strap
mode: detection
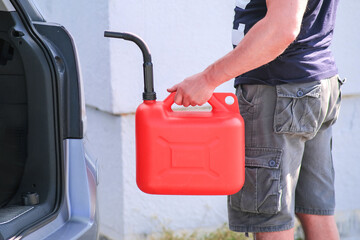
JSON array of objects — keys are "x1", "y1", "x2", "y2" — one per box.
[{"x1": 0, "y1": 39, "x2": 14, "y2": 65}]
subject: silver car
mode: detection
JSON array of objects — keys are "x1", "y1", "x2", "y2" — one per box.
[{"x1": 0, "y1": 0, "x2": 98, "y2": 239}]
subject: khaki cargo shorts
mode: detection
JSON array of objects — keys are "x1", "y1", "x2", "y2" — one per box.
[{"x1": 228, "y1": 75, "x2": 343, "y2": 232}]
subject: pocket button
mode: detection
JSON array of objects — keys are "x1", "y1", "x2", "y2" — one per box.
[
  {"x1": 297, "y1": 90, "x2": 304, "y2": 97},
  {"x1": 268, "y1": 160, "x2": 277, "y2": 167}
]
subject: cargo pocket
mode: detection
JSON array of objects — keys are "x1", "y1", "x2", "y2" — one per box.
[
  {"x1": 230, "y1": 147, "x2": 283, "y2": 214},
  {"x1": 236, "y1": 84, "x2": 258, "y2": 107},
  {"x1": 235, "y1": 84, "x2": 259, "y2": 115},
  {"x1": 274, "y1": 81, "x2": 322, "y2": 137}
]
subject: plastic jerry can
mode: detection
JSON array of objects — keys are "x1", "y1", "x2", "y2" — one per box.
[
  {"x1": 105, "y1": 31, "x2": 245, "y2": 195},
  {"x1": 136, "y1": 93, "x2": 245, "y2": 195}
]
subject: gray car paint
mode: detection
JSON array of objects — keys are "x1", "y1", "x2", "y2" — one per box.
[
  {"x1": 22, "y1": 139, "x2": 98, "y2": 240},
  {"x1": 0, "y1": 0, "x2": 15, "y2": 11},
  {"x1": 0, "y1": 0, "x2": 99, "y2": 238}
]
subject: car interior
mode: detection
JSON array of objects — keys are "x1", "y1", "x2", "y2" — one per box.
[{"x1": 0, "y1": 5, "x2": 60, "y2": 239}]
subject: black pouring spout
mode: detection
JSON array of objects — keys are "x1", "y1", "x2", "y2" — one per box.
[{"x1": 104, "y1": 31, "x2": 157, "y2": 101}]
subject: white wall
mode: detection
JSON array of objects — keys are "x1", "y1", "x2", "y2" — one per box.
[
  {"x1": 332, "y1": 1, "x2": 360, "y2": 95},
  {"x1": 32, "y1": 0, "x2": 360, "y2": 239},
  {"x1": 33, "y1": 0, "x2": 113, "y2": 113},
  {"x1": 112, "y1": 1, "x2": 360, "y2": 239},
  {"x1": 108, "y1": 0, "x2": 235, "y2": 114},
  {"x1": 331, "y1": 2, "x2": 360, "y2": 237},
  {"x1": 107, "y1": 1, "x2": 236, "y2": 238}
]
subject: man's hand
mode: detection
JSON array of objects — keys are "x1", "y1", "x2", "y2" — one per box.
[
  {"x1": 168, "y1": 0, "x2": 308, "y2": 107},
  {"x1": 167, "y1": 70, "x2": 217, "y2": 107}
]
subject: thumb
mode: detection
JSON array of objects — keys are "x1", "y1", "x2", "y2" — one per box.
[{"x1": 167, "y1": 84, "x2": 178, "y2": 93}]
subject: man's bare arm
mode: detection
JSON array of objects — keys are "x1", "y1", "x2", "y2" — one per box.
[{"x1": 168, "y1": 0, "x2": 308, "y2": 107}]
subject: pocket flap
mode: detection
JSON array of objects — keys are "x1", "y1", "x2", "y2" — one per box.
[
  {"x1": 276, "y1": 81, "x2": 321, "y2": 99},
  {"x1": 245, "y1": 147, "x2": 282, "y2": 169}
]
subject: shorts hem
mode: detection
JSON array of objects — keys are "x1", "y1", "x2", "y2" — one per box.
[
  {"x1": 229, "y1": 222, "x2": 294, "y2": 233},
  {"x1": 295, "y1": 207, "x2": 334, "y2": 215}
]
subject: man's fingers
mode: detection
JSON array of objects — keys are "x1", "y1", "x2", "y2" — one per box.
[
  {"x1": 183, "y1": 99, "x2": 190, "y2": 107},
  {"x1": 174, "y1": 92, "x2": 183, "y2": 105},
  {"x1": 167, "y1": 84, "x2": 178, "y2": 92}
]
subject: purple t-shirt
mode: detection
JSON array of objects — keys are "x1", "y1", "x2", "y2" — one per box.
[{"x1": 233, "y1": 0, "x2": 339, "y2": 86}]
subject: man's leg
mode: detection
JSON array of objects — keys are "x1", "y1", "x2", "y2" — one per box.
[
  {"x1": 294, "y1": 76, "x2": 342, "y2": 240},
  {"x1": 296, "y1": 213, "x2": 339, "y2": 240},
  {"x1": 255, "y1": 228, "x2": 295, "y2": 240},
  {"x1": 229, "y1": 77, "x2": 342, "y2": 237},
  {"x1": 253, "y1": 215, "x2": 339, "y2": 240}
]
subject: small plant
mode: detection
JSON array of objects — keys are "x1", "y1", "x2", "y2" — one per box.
[
  {"x1": 149, "y1": 224, "x2": 250, "y2": 240},
  {"x1": 201, "y1": 224, "x2": 250, "y2": 240},
  {"x1": 148, "y1": 221, "x2": 306, "y2": 240}
]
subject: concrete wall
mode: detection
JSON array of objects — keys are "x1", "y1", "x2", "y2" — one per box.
[
  {"x1": 32, "y1": 0, "x2": 360, "y2": 239},
  {"x1": 32, "y1": 0, "x2": 112, "y2": 113},
  {"x1": 330, "y1": 1, "x2": 360, "y2": 238}
]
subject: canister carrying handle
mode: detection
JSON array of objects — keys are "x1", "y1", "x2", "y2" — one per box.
[
  {"x1": 104, "y1": 31, "x2": 156, "y2": 101},
  {"x1": 163, "y1": 92, "x2": 240, "y2": 113}
]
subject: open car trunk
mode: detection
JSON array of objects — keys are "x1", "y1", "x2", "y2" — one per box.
[
  {"x1": 0, "y1": 7, "x2": 60, "y2": 240},
  {"x1": 0, "y1": 0, "x2": 85, "y2": 239}
]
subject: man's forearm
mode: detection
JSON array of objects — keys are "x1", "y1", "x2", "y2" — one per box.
[{"x1": 203, "y1": 0, "x2": 307, "y2": 87}]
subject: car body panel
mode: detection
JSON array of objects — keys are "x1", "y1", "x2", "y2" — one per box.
[
  {"x1": 22, "y1": 140, "x2": 98, "y2": 240},
  {"x1": 0, "y1": 0, "x2": 15, "y2": 11},
  {"x1": 0, "y1": 0, "x2": 99, "y2": 239}
]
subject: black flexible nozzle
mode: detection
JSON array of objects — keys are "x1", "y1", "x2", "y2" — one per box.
[{"x1": 104, "y1": 31, "x2": 156, "y2": 101}]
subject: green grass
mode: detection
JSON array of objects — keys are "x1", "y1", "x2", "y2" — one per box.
[
  {"x1": 99, "y1": 217, "x2": 304, "y2": 240},
  {"x1": 148, "y1": 223, "x2": 305, "y2": 240},
  {"x1": 100, "y1": 223, "x2": 305, "y2": 240},
  {"x1": 149, "y1": 224, "x2": 251, "y2": 240}
]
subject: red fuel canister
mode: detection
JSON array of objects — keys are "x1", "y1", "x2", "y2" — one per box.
[
  {"x1": 105, "y1": 31, "x2": 245, "y2": 195},
  {"x1": 136, "y1": 93, "x2": 245, "y2": 195}
]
